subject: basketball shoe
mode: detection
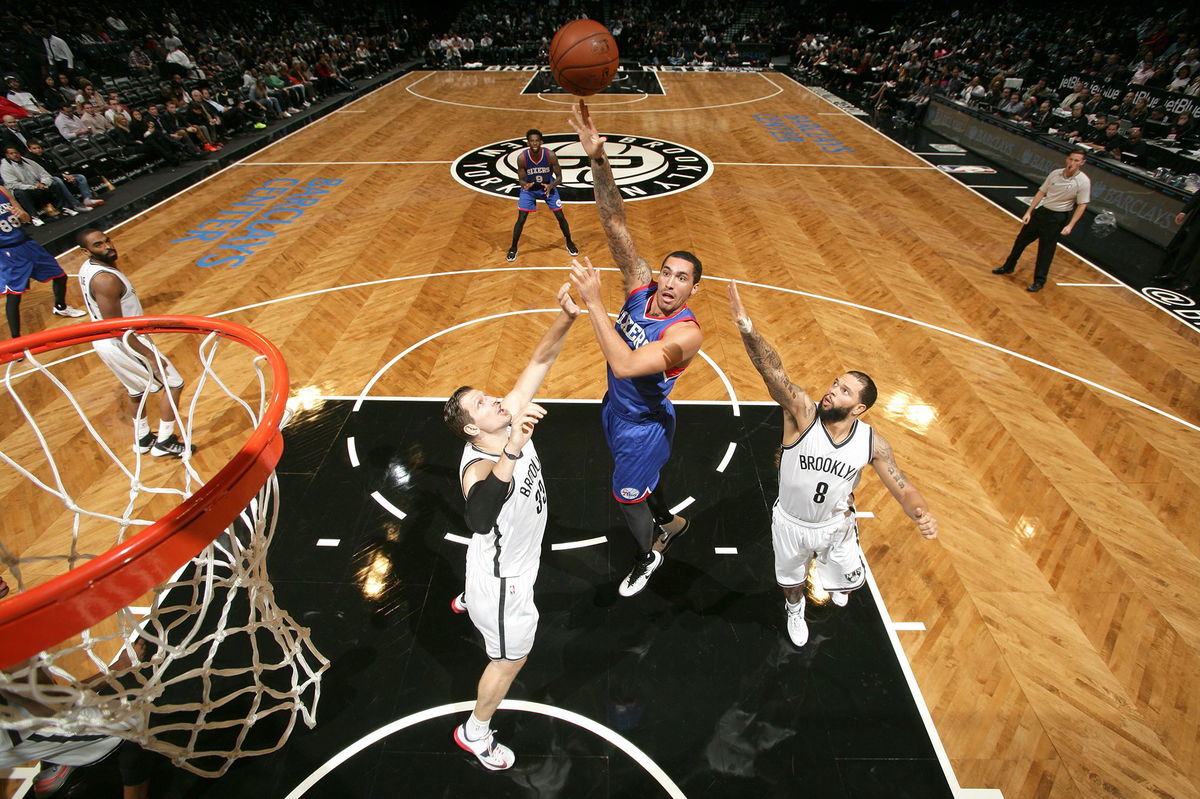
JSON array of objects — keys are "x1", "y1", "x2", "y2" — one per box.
[
  {"x1": 450, "y1": 593, "x2": 467, "y2": 614},
  {"x1": 785, "y1": 597, "x2": 808, "y2": 646},
  {"x1": 453, "y1": 724, "x2": 515, "y2": 771},
  {"x1": 618, "y1": 551, "x2": 662, "y2": 597}
]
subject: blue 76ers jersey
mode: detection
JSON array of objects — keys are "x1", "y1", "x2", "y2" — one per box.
[
  {"x1": 606, "y1": 283, "x2": 699, "y2": 420},
  {"x1": 523, "y1": 148, "x2": 552, "y2": 189},
  {"x1": 0, "y1": 202, "x2": 30, "y2": 247}
]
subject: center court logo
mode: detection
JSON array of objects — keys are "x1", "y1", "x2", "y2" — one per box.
[{"x1": 451, "y1": 133, "x2": 713, "y2": 203}]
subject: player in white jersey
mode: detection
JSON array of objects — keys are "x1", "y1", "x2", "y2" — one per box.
[
  {"x1": 728, "y1": 283, "x2": 938, "y2": 646},
  {"x1": 76, "y1": 228, "x2": 190, "y2": 458},
  {"x1": 441, "y1": 281, "x2": 579, "y2": 771}
]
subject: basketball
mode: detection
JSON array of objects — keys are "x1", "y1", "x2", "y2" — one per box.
[{"x1": 549, "y1": 19, "x2": 619, "y2": 96}]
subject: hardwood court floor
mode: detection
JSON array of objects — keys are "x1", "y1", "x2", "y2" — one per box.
[{"x1": 3, "y1": 70, "x2": 1199, "y2": 798}]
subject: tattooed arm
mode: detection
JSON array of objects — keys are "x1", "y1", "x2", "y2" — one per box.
[
  {"x1": 870, "y1": 432, "x2": 938, "y2": 539},
  {"x1": 569, "y1": 100, "x2": 652, "y2": 294},
  {"x1": 728, "y1": 282, "x2": 814, "y2": 437}
]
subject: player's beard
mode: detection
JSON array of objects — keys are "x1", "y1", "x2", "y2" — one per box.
[{"x1": 817, "y1": 403, "x2": 852, "y2": 423}]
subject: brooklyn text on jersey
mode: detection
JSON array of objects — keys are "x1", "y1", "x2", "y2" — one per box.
[{"x1": 452, "y1": 134, "x2": 714, "y2": 203}]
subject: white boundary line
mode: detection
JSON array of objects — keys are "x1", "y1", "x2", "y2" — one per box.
[
  {"x1": 405, "y1": 70, "x2": 783, "y2": 114},
  {"x1": 891, "y1": 621, "x2": 927, "y2": 631},
  {"x1": 716, "y1": 442, "x2": 737, "y2": 472},
  {"x1": 784, "y1": 73, "x2": 1189, "y2": 328},
  {"x1": 551, "y1": 536, "x2": 609, "y2": 551},
  {"x1": 713, "y1": 546, "x2": 739, "y2": 554},
  {"x1": 233, "y1": 160, "x2": 452, "y2": 166},
  {"x1": 282, "y1": 699, "x2": 687, "y2": 799},
  {"x1": 1, "y1": 766, "x2": 35, "y2": 799},
  {"x1": 443, "y1": 532, "x2": 471, "y2": 546},
  {"x1": 862, "y1": 553, "x2": 969, "y2": 797},
  {"x1": 346, "y1": 436, "x2": 359, "y2": 467},
  {"x1": 316, "y1": 538, "x2": 340, "y2": 547},
  {"x1": 714, "y1": 162, "x2": 935, "y2": 169},
  {"x1": 287, "y1": 266, "x2": 1197, "y2": 431},
  {"x1": 965, "y1": 184, "x2": 1027, "y2": 189},
  {"x1": 669, "y1": 497, "x2": 695, "y2": 514},
  {"x1": 369, "y1": 490, "x2": 406, "y2": 520},
  {"x1": 1056, "y1": 282, "x2": 1122, "y2": 287}
]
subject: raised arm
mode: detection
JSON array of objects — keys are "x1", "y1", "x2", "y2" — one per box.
[
  {"x1": 569, "y1": 100, "x2": 651, "y2": 293},
  {"x1": 728, "y1": 281, "x2": 814, "y2": 431},
  {"x1": 571, "y1": 258, "x2": 701, "y2": 379},
  {"x1": 870, "y1": 431, "x2": 938, "y2": 539},
  {"x1": 502, "y1": 281, "x2": 580, "y2": 413}
]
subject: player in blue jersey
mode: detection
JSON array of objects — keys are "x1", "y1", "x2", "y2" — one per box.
[
  {"x1": 1, "y1": 186, "x2": 85, "y2": 339},
  {"x1": 568, "y1": 100, "x2": 703, "y2": 597},
  {"x1": 506, "y1": 129, "x2": 578, "y2": 262}
]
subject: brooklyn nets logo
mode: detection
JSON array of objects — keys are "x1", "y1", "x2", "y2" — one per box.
[{"x1": 451, "y1": 133, "x2": 714, "y2": 203}]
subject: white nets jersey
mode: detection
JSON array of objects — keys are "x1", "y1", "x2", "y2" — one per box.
[
  {"x1": 778, "y1": 406, "x2": 873, "y2": 524},
  {"x1": 78, "y1": 259, "x2": 143, "y2": 319},
  {"x1": 459, "y1": 439, "x2": 546, "y2": 578}
]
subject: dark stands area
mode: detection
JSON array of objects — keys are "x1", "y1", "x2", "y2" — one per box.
[{"x1": 1, "y1": 1, "x2": 432, "y2": 256}]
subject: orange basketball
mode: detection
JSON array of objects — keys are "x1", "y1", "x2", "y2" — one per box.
[{"x1": 549, "y1": 19, "x2": 619, "y2": 96}]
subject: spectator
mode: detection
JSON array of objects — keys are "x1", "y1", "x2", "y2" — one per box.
[
  {"x1": 145, "y1": 105, "x2": 201, "y2": 157},
  {"x1": 162, "y1": 99, "x2": 216, "y2": 151},
  {"x1": 1168, "y1": 65, "x2": 1192, "y2": 92},
  {"x1": 5, "y1": 76, "x2": 48, "y2": 115},
  {"x1": 1058, "y1": 83, "x2": 1091, "y2": 111},
  {"x1": 1028, "y1": 100, "x2": 1056, "y2": 132},
  {"x1": 1062, "y1": 103, "x2": 1091, "y2": 141},
  {"x1": 128, "y1": 109, "x2": 181, "y2": 166},
  {"x1": 0, "y1": 115, "x2": 31, "y2": 155},
  {"x1": 128, "y1": 44, "x2": 153, "y2": 74},
  {"x1": 1121, "y1": 126, "x2": 1149, "y2": 164},
  {"x1": 1, "y1": 145, "x2": 90, "y2": 221},
  {"x1": 80, "y1": 102, "x2": 115, "y2": 135},
  {"x1": 41, "y1": 28, "x2": 75, "y2": 75},
  {"x1": 55, "y1": 103, "x2": 91, "y2": 140},
  {"x1": 24, "y1": 141, "x2": 104, "y2": 209},
  {"x1": 1094, "y1": 121, "x2": 1126, "y2": 158}
]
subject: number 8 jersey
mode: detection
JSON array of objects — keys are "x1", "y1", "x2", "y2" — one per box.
[{"x1": 778, "y1": 406, "x2": 873, "y2": 524}]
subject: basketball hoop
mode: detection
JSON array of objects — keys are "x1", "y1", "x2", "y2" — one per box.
[{"x1": 0, "y1": 316, "x2": 328, "y2": 776}]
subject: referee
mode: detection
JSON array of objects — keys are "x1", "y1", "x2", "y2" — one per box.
[{"x1": 993, "y1": 148, "x2": 1090, "y2": 292}]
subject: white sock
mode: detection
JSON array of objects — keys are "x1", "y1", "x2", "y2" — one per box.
[
  {"x1": 134, "y1": 417, "x2": 151, "y2": 439},
  {"x1": 786, "y1": 598, "x2": 804, "y2": 612},
  {"x1": 465, "y1": 712, "x2": 490, "y2": 741},
  {"x1": 157, "y1": 420, "x2": 175, "y2": 441}
]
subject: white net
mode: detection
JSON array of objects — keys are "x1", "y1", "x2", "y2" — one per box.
[{"x1": 0, "y1": 321, "x2": 328, "y2": 777}]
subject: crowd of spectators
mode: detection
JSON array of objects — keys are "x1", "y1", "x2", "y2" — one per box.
[
  {"x1": 794, "y1": 4, "x2": 1199, "y2": 165},
  {"x1": 431, "y1": 0, "x2": 794, "y2": 68},
  {"x1": 1, "y1": 2, "x2": 421, "y2": 224}
]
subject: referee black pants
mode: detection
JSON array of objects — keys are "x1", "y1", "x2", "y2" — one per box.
[{"x1": 1001, "y1": 207, "x2": 1071, "y2": 282}]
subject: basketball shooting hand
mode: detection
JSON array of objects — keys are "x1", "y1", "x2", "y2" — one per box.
[
  {"x1": 914, "y1": 508, "x2": 938, "y2": 539},
  {"x1": 507, "y1": 403, "x2": 547, "y2": 452},
  {"x1": 569, "y1": 257, "x2": 603, "y2": 307},
  {"x1": 728, "y1": 282, "x2": 752, "y2": 333},
  {"x1": 557, "y1": 282, "x2": 581, "y2": 319},
  {"x1": 569, "y1": 100, "x2": 606, "y2": 158}
]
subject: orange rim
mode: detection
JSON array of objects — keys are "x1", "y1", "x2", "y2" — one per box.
[{"x1": 0, "y1": 316, "x2": 288, "y2": 670}]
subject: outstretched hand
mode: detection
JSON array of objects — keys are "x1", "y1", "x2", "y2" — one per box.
[
  {"x1": 569, "y1": 100, "x2": 606, "y2": 159},
  {"x1": 728, "y1": 281, "x2": 751, "y2": 332},
  {"x1": 557, "y1": 281, "x2": 581, "y2": 319},
  {"x1": 914, "y1": 507, "x2": 938, "y2": 539},
  {"x1": 507, "y1": 402, "x2": 547, "y2": 452},
  {"x1": 569, "y1": 256, "x2": 603, "y2": 306}
]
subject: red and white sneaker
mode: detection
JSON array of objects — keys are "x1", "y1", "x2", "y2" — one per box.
[
  {"x1": 450, "y1": 592, "x2": 467, "y2": 614},
  {"x1": 453, "y1": 724, "x2": 514, "y2": 771}
]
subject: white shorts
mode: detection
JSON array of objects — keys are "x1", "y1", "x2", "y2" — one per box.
[
  {"x1": 465, "y1": 563, "x2": 539, "y2": 661},
  {"x1": 771, "y1": 502, "x2": 865, "y2": 591},
  {"x1": 93, "y1": 336, "x2": 184, "y2": 397}
]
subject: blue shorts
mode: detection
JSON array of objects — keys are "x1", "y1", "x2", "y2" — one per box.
[
  {"x1": 602, "y1": 398, "x2": 675, "y2": 503},
  {"x1": 1, "y1": 239, "x2": 66, "y2": 294},
  {"x1": 518, "y1": 186, "x2": 563, "y2": 212}
]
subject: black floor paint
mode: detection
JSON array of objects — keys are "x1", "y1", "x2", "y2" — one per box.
[{"x1": 59, "y1": 399, "x2": 953, "y2": 798}]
